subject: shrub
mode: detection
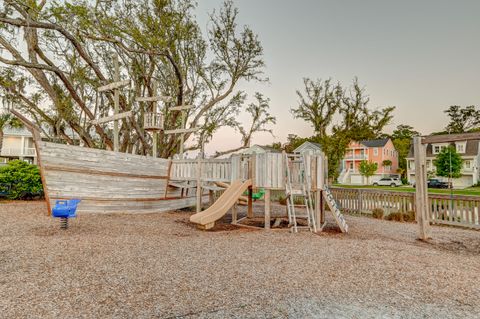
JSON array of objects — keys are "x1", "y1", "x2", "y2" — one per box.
[
  {"x1": 385, "y1": 211, "x2": 415, "y2": 222},
  {"x1": 0, "y1": 160, "x2": 43, "y2": 200},
  {"x1": 404, "y1": 211, "x2": 415, "y2": 222},
  {"x1": 372, "y1": 208, "x2": 384, "y2": 219}
]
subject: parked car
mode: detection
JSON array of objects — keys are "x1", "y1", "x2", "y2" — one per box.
[
  {"x1": 413, "y1": 179, "x2": 451, "y2": 189},
  {"x1": 427, "y1": 179, "x2": 451, "y2": 189},
  {"x1": 373, "y1": 177, "x2": 402, "y2": 187}
]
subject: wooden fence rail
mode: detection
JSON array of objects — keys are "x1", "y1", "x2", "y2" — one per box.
[{"x1": 330, "y1": 187, "x2": 480, "y2": 229}]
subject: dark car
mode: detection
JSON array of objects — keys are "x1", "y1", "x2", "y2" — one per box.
[
  {"x1": 427, "y1": 179, "x2": 451, "y2": 189},
  {"x1": 413, "y1": 179, "x2": 451, "y2": 189}
]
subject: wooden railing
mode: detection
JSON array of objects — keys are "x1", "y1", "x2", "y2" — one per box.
[
  {"x1": 169, "y1": 153, "x2": 326, "y2": 190},
  {"x1": 170, "y1": 158, "x2": 233, "y2": 182},
  {"x1": 330, "y1": 187, "x2": 480, "y2": 229}
]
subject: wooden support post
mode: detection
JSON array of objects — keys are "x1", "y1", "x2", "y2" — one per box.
[
  {"x1": 196, "y1": 158, "x2": 202, "y2": 213},
  {"x1": 247, "y1": 186, "x2": 253, "y2": 218},
  {"x1": 315, "y1": 190, "x2": 321, "y2": 230},
  {"x1": 264, "y1": 189, "x2": 271, "y2": 229},
  {"x1": 179, "y1": 109, "x2": 186, "y2": 158},
  {"x1": 414, "y1": 136, "x2": 431, "y2": 240},
  {"x1": 113, "y1": 54, "x2": 120, "y2": 152},
  {"x1": 209, "y1": 190, "x2": 214, "y2": 206},
  {"x1": 152, "y1": 83, "x2": 158, "y2": 158},
  {"x1": 247, "y1": 155, "x2": 254, "y2": 218},
  {"x1": 232, "y1": 204, "x2": 238, "y2": 224}
]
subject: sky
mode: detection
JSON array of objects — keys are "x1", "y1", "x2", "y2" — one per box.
[{"x1": 191, "y1": 0, "x2": 480, "y2": 156}]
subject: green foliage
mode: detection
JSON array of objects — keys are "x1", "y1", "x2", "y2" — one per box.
[
  {"x1": 0, "y1": 160, "x2": 43, "y2": 199},
  {"x1": 291, "y1": 77, "x2": 395, "y2": 181},
  {"x1": 382, "y1": 159, "x2": 392, "y2": 167},
  {"x1": 444, "y1": 105, "x2": 480, "y2": 133},
  {"x1": 390, "y1": 125, "x2": 420, "y2": 178},
  {"x1": 372, "y1": 208, "x2": 384, "y2": 219},
  {"x1": 385, "y1": 211, "x2": 415, "y2": 222},
  {"x1": 359, "y1": 160, "x2": 378, "y2": 183},
  {"x1": 434, "y1": 146, "x2": 463, "y2": 179}
]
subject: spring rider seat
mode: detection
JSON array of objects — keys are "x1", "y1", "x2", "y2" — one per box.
[{"x1": 52, "y1": 199, "x2": 81, "y2": 229}]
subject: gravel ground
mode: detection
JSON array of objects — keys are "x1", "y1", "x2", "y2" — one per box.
[{"x1": 0, "y1": 200, "x2": 479, "y2": 319}]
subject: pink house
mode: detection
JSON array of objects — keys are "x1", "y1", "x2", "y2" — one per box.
[{"x1": 339, "y1": 138, "x2": 399, "y2": 185}]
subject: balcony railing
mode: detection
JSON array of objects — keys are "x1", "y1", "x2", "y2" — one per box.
[
  {"x1": 344, "y1": 154, "x2": 368, "y2": 160},
  {"x1": 0, "y1": 148, "x2": 36, "y2": 157}
]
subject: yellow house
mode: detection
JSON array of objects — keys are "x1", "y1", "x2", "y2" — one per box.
[{"x1": 1, "y1": 127, "x2": 37, "y2": 165}]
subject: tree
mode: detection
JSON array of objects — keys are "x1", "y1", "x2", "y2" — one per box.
[
  {"x1": 434, "y1": 146, "x2": 463, "y2": 184},
  {"x1": 444, "y1": 105, "x2": 480, "y2": 133},
  {"x1": 359, "y1": 160, "x2": 378, "y2": 184},
  {"x1": 0, "y1": 0, "x2": 272, "y2": 157},
  {"x1": 213, "y1": 93, "x2": 276, "y2": 157},
  {"x1": 390, "y1": 124, "x2": 420, "y2": 178},
  {"x1": 291, "y1": 77, "x2": 395, "y2": 180},
  {"x1": 291, "y1": 78, "x2": 342, "y2": 138}
]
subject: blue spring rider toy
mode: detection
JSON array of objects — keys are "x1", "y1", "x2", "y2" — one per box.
[{"x1": 52, "y1": 199, "x2": 81, "y2": 229}]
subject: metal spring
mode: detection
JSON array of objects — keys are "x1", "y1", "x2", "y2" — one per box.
[{"x1": 60, "y1": 217, "x2": 69, "y2": 229}]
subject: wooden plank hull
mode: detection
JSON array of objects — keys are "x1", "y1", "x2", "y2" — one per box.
[{"x1": 37, "y1": 141, "x2": 196, "y2": 214}]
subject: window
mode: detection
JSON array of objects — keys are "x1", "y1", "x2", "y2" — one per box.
[
  {"x1": 349, "y1": 162, "x2": 354, "y2": 170},
  {"x1": 434, "y1": 146, "x2": 440, "y2": 154},
  {"x1": 456, "y1": 142, "x2": 466, "y2": 154},
  {"x1": 374, "y1": 148, "x2": 378, "y2": 156},
  {"x1": 465, "y1": 161, "x2": 471, "y2": 169}
]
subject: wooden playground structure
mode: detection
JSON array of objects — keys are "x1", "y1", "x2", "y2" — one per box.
[{"x1": 171, "y1": 152, "x2": 348, "y2": 232}]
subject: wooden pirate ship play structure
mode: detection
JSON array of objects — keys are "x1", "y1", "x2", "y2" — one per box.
[{"x1": 10, "y1": 55, "x2": 347, "y2": 233}]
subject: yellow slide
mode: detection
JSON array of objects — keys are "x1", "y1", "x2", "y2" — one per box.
[{"x1": 190, "y1": 179, "x2": 252, "y2": 229}]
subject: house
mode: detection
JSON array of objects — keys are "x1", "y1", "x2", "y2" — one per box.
[
  {"x1": 339, "y1": 138, "x2": 399, "y2": 185},
  {"x1": 293, "y1": 141, "x2": 323, "y2": 155},
  {"x1": 406, "y1": 132, "x2": 480, "y2": 188},
  {"x1": 0, "y1": 126, "x2": 37, "y2": 165},
  {"x1": 241, "y1": 144, "x2": 281, "y2": 155}
]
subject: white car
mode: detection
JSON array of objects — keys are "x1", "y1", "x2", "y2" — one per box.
[{"x1": 373, "y1": 177, "x2": 402, "y2": 187}]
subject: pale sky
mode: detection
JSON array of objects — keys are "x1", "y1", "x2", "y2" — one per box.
[{"x1": 193, "y1": 0, "x2": 480, "y2": 156}]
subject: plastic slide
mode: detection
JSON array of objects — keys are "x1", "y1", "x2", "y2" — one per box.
[{"x1": 190, "y1": 179, "x2": 252, "y2": 229}]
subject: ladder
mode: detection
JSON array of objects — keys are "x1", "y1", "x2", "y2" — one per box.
[
  {"x1": 284, "y1": 154, "x2": 317, "y2": 233},
  {"x1": 323, "y1": 185, "x2": 349, "y2": 233}
]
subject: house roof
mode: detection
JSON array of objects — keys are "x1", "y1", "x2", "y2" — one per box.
[
  {"x1": 293, "y1": 141, "x2": 322, "y2": 153},
  {"x1": 422, "y1": 132, "x2": 480, "y2": 144},
  {"x1": 2, "y1": 126, "x2": 32, "y2": 137},
  {"x1": 242, "y1": 144, "x2": 281, "y2": 153},
  {"x1": 407, "y1": 137, "x2": 480, "y2": 158},
  {"x1": 359, "y1": 138, "x2": 390, "y2": 148}
]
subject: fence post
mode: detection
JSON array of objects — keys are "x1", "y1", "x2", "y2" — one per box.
[{"x1": 358, "y1": 189, "x2": 362, "y2": 214}]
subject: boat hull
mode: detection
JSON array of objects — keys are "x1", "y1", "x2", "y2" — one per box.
[{"x1": 37, "y1": 141, "x2": 197, "y2": 214}]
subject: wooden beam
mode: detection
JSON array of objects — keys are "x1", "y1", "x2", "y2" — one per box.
[
  {"x1": 196, "y1": 157, "x2": 202, "y2": 213},
  {"x1": 170, "y1": 105, "x2": 194, "y2": 111},
  {"x1": 264, "y1": 189, "x2": 271, "y2": 229},
  {"x1": 97, "y1": 80, "x2": 130, "y2": 92},
  {"x1": 164, "y1": 127, "x2": 199, "y2": 135},
  {"x1": 136, "y1": 95, "x2": 173, "y2": 103},
  {"x1": 247, "y1": 186, "x2": 253, "y2": 218},
  {"x1": 90, "y1": 111, "x2": 133, "y2": 125},
  {"x1": 113, "y1": 55, "x2": 120, "y2": 152},
  {"x1": 414, "y1": 136, "x2": 431, "y2": 240}
]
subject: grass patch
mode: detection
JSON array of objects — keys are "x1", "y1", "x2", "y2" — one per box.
[{"x1": 333, "y1": 184, "x2": 480, "y2": 196}]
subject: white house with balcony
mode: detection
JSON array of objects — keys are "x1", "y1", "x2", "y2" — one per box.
[
  {"x1": 406, "y1": 132, "x2": 480, "y2": 188},
  {"x1": 1, "y1": 127, "x2": 37, "y2": 165}
]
